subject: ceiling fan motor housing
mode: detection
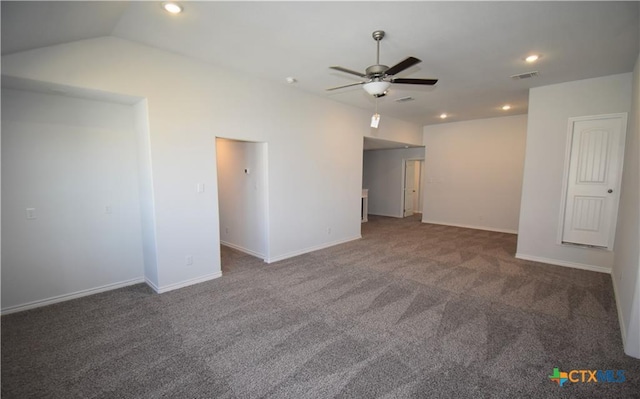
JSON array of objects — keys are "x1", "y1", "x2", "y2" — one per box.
[{"x1": 366, "y1": 64, "x2": 389, "y2": 78}]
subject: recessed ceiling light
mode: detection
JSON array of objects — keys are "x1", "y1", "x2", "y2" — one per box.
[
  {"x1": 285, "y1": 77, "x2": 297, "y2": 84},
  {"x1": 502, "y1": 105, "x2": 511, "y2": 111},
  {"x1": 525, "y1": 54, "x2": 540, "y2": 63},
  {"x1": 162, "y1": 2, "x2": 183, "y2": 14},
  {"x1": 440, "y1": 113, "x2": 448, "y2": 119}
]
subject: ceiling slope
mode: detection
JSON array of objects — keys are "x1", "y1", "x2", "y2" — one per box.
[{"x1": 2, "y1": 2, "x2": 638, "y2": 126}]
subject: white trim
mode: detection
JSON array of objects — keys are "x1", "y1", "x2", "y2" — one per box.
[
  {"x1": 262, "y1": 142, "x2": 271, "y2": 262},
  {"x1": 266, "y1": 235, "x2": 361, "y2": 264},
  {"x1": 145, "y1": 277, "x2": 161, "y2": 293},
  {"x1": 515, "y1": 253, "x2": 611, "y2": 274},
  {"x1": 611, "y1": 269, "x2": 627, "y2": 346},
  {"x1": 221, "y1": 241, "x2": 265, "y2": 259},
  {"x1": 1, "y1": 276, "x2": 145, "y2": 315},
  {"x1": 147, "y1": 271, "x2": 222, "y2": 294},
  {"x1": 421, "y1": 219, "x2": 518, "y2": 235}
]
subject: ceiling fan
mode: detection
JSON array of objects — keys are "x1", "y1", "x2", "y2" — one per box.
[{"x1": 327, "y1": 30, "x2": 438, "y2": 97}]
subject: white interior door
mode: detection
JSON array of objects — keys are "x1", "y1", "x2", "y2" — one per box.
[
  {"x1": 561, "y1": 114, "x2": 627, "y2": 249},
  {"x1": 404, "y1": 160, "x2": 416, "y2": 217}
]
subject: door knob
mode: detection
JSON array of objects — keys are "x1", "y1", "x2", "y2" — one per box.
[{"x1": 608, "y1": 189, "x2": 613, "y2": 193}]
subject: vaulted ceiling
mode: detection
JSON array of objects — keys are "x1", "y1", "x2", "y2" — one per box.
[{"x1": 2, "y1": 1, "x2": 638, "y2": 126}]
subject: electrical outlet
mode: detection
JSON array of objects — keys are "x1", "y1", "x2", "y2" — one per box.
[
  {"x1": 186, "y1": 255, "x2": 193, "y2": 266},
  {"x1": 225, "y1": 227, "x2": 229, "y2": 235},
  {"x1": 327, "y1": 227, "x2": 332, "y2": 235},
  {"x1": 26, "y1": 208, "x2": 36, "y2": 220}
]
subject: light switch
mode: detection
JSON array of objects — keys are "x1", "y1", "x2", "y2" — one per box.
[
  {"x1": 197, "y1": 183, "x2": 205, "y2": 193},
  {"x1": 26, "y1": 208, "x2": 36, "y2": 220}
]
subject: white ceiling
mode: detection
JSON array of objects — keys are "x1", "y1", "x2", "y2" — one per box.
[{"x1": 2, "y1": 1, "x2": 638, "y2": 126}]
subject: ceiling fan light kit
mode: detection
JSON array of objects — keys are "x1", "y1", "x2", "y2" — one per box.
[{"x1": 363, "y1": 81, "x2": 391, "y2": 96}]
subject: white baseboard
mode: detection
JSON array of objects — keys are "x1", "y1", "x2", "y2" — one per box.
[
  {"x1": 422, "y1": 219, "x2": 518, "y2": 235},
  {"x1": 147, "y1": 271, "x2": 222, "y2": 294},
  {"x1": 144, "y1": 277, "x2": 161, "y2": 293},
  {"x1": 220, "y1": 241, "x2": 264, "y2": 259},
  {"x1": 611, "y1": 270, "x2": 627, "y2": 347},
  {"x1": 515, "y1": 253, "x2": 611, "y2": 274},
  {"x1": 266, "y1": 235, "x2": 361, "y2": 264},
  {"x1": 1, "y1": 276, "x2": 145, "y2": 315}
]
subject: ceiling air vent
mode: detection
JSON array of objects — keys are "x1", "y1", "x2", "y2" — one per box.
[
  {"x1": 511, "y1": 71, "x2": 539, "y2": 80},
  {"x1": 395, "y1": 96, "x2": 415, "y2": 103}
]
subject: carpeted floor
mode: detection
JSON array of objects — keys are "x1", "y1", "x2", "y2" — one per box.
[{"x1": 2, "y1": 215, "x2": 639, "y2": 398}]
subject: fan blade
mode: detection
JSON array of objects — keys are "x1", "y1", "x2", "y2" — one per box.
[
  {"x1": 391, "y1": 78, "x2": 438, "y2": 85},
  {"x1": 385, "y1": 57, "x2": 421, "y2": 76},
  {"x1": 330, "y1": 66, "x2": 366, "y2": 78},
  {"x1": 326, "y1": 82, "x2": 365, "y2": 91}
]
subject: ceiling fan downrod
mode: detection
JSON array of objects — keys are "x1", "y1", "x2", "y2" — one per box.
[
  {"x1": 366, "y1": 30, "x2": 389, "y2": 78},
  {"x1": 373, "y1": 30, "x2": 385, "y2": 66}
]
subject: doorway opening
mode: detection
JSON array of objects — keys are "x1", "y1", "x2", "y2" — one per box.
[
  {"x1": 362, "y1": 137, "x2": 426, "y2": 223},
  {"x1": 215, "y1": 137, "x2": 269, "y2": 272},
  {"x1": 403, "y1": 159, "x2": 424, "y2": 218}
]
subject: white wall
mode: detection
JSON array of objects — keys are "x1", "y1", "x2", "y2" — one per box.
[
  {"x1": 133, "y1": 99, "x2": 159, "y2": 288},
  {"x1": 363, "y1": 147, "x2": 425, "y2": 218},
  {"x1": 1, "y1": 88, "x2": 145, "y2": 311},
  {"x1": 422, "y1": 115, "x2": 527, "y2": 233},
  {"x1": 1, "y1": 37, "x2": 423, "y2": 293},
  {"x1": 517, "y1": 73, "x2": 632, "y2": 272},
  {"x1": 612, "y1": 54, "x2": 640, "y2": 358},
  {"x1": 216, "y1": 138, "x2": 268, "y2": 259}
]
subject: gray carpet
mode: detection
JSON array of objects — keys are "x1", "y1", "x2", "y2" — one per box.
[{"x1": 2, "y1": 215, "x2": 639, "y2": 398}]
